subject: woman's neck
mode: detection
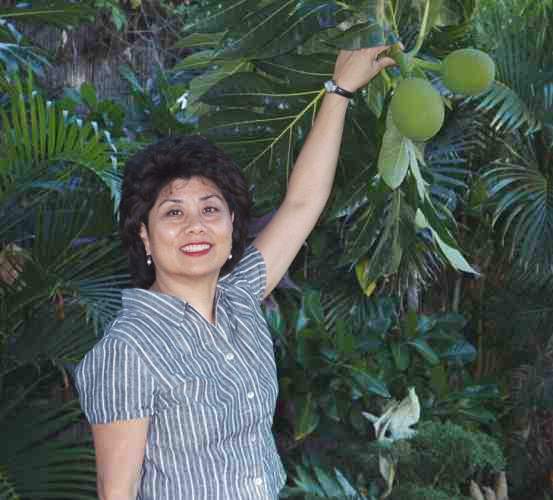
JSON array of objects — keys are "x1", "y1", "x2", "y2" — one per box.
[{"x1": 150, "y1": 274, "x2": 219, "y2": 324}]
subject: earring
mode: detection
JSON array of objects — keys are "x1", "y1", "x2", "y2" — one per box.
[
  {"x1": 146, "y1": 255, "x2": 153, "y2": 266},
  {"x1": 228, "y1": 254, "x2": 233, "y2": 260}
]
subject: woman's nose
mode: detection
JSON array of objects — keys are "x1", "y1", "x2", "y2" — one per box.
[{"x1": 184, "y1": 213, "x2": 206, "y2": 233}]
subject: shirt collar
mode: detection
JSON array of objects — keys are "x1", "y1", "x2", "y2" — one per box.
[{"x1": 122, "y1": 288, "x2": 188, "y2": 326}]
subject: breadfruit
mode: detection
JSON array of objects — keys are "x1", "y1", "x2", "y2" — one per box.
[
  {"x1": 442, "y1": 48, "x2": 495, "y2": 96},
  {"x1": 390, "y1": 78, "x2": 445, "y2": 141}
]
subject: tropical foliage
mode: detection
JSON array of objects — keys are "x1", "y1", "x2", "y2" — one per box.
[
  {"x1": 0, "y1": 8, "x2": 126, "y2": 491},
  {"x1": 2, "y1": 0, "x2": 553, "y2": 498}
]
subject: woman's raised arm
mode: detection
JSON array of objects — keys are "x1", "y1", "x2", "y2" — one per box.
[{"x1": 253, "y1": 47, "x2": 396, "y2": 297}]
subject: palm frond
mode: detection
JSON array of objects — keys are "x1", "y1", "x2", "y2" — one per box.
[
  {"x1": 283, "y1": 462, "x2": 364, "y2": 499},
  {"x1": 484, "y1": 135, "x2": 553, "y2": 272},
  {"x1": 5, "y1": 306, "x2": 97, "y2": 375},
  {"x1": 0, "y1": 2, "x2": 93, "y2": 26},
  {"x1": 0, "y1": 398, "x2": 96, "y2": 499},
  {"x1": 469, "y1": 0, "x2": 553, "y2": 133},
  {"x1": 1, "y1": 173, "x2": 127, "y2": 337},
  {"x1": 0, "y1": 73, "x2": 118, "y2": 203},
  {"x1": 468, "y1": 81, "x2": 541, "y2": 134},
  {"x1": 0, "y1": 41, "x2": 49, "y2": 77}
]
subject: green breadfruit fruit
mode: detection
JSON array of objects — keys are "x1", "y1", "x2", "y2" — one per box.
[
  {"x1": 390, "y1": 78, "x2": 445, "y2": 142},
  {"x1": 442, "y1": 48, "x2": 495, "y2": 96}
]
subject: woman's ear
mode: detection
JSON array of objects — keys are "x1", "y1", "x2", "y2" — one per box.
[{"x1": 139, "y1": 223, "x2": 151, "y2": 255}]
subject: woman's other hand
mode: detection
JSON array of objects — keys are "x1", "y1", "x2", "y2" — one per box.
[{"x1": 333, "y1": 46, "x2": 396, "y2": 93}]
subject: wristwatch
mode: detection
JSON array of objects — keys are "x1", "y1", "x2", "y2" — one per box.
[{"x1": 324, "y1": 79, "x2": 355, "y2": 99}]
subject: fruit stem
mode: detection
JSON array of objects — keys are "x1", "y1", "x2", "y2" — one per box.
[
  {"x1": 413, "y1": 58, "x2": 442, "y2": 73},
  {"x1": 408, "y1": 0, "x2": 431, "y2": 58},
  {"x1": 390, "y1": 43, "x2": 412, "y2": 78}
]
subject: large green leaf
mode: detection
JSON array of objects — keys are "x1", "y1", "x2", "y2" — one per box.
[
  {"x1": 200, "y1": 71, "x2": 291, "y2": 108},
  {"x1": 175, "y1": 51, "x2": 248, "y2": 110},
  {"x1": 350, "y1": 369, "x2": 391, "y2": 398},
  {"x1": 329, "y1": 21, "x2": 394, "y2": 49},
  {"x1": 232, "y1": 1, "x2": 340, "y2": 59},
  {"x1": 188, "y1": 0, "x2": 337, "y2": 60},
  {"x1": 408, "y1": 338, "x2": 440, "y2": 365},
  {"x1": 378, "y1": 118, "x2": 412, "y2": 189},
  {"x1": 418, "y1": 199, "x2": 478, "y2": 274},
  {"x1": 294, "y1": 392, "x2": 320, "y2": 441},
  {"x1": 198, "y1": 70, "x2": 325, "y2": 204},
  {"x1": 391, "y1": 341, "x2": 411, "y2": 370},
  {"x1": 255, "y1": 53, "x2": 335, "y2": 91},
  {"x1": 183, "y1": 0, "x2": 259, "y2": 34}
]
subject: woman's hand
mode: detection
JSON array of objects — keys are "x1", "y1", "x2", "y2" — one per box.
[{"x1": 333, "y1": 46, "x2": 396, "y2": 93}]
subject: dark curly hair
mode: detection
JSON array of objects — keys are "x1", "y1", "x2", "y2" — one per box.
[{"x1": 119, "y1": 135, "x2": 251, "y2": 288}]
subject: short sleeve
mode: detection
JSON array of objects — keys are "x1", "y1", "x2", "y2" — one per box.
[
  {"x1": 222, "y1": 244, "x2": 267, "y2": 301},
  {"x1": 73, "y1": 335, "x2": 156, "y2": 424}
]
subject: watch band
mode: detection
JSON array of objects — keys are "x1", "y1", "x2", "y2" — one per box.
[{"x1": 324, "y1": 79, "x2": 355, "y2": 99}]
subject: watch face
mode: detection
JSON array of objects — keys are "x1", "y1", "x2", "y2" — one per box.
[{"x1": 324, "y1": 80, "x2": 337, "y2": 92}]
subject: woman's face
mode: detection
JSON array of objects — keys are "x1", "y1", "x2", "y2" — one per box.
[{"x1": 140, "y1": 176, "x2": 234, "y2": 289}]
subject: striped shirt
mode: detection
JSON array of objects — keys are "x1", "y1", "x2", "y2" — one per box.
[{"x1": 74, "y1": 245, "x2": 286, "y2": 499}]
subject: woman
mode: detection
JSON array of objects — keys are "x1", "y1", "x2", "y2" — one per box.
[{"x1": 74, "y1": 47, "x2": 395, "y2": 499}]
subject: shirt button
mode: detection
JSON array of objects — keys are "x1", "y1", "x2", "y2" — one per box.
[
  {"x1": 225, "y1": 353, "x2": 235, "y2": 361},
  {"x1": 247, "y1": 391, "x2": 255, "y2": 399},
  {"x1": 254, "y1": 477, "x2": 263, "y2": 486}
]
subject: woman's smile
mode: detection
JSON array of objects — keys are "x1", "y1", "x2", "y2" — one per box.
[{"x1": 180, "y1": 242, "x2": 213, "y2": 256}]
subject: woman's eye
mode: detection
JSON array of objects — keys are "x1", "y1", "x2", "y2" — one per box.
[
  {"x1": 167, "y1": 209, "x2": 182, "y2": 216},
  {"x1": 203, "y1": 206, "x2": 219, "y2": 214}
]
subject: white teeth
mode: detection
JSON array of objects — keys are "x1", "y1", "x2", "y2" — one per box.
[{"x1": 182, "y1": 244, "x2": 211, "y2": 252}]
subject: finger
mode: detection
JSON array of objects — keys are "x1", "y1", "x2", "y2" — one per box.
[
  {"x1": 369, "y1": 42, "x2": 404, "y2": 58},
  {"x1": 373, "y1": 44, "x2": 393, "y2": 56},
  {"x1": 377, "y1": 57, "x2": 397, "y2": 69}
]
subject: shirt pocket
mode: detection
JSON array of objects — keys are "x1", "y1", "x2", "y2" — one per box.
[
  {"x1": 185, "y1": 377, "x2": 225, "y2": 408},
  {"x1": 156, "y1": 376, "x2": 227, "y2": 414}
]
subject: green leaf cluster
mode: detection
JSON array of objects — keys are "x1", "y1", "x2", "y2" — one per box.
[
  {"x1": 0, "y1": 73, "x2": 127, "y2": 499},
  {"x1": 390, "y1": 420, "x2": 505, "y2": 497},
  {"x1": 269, "y1": 284, "x2": 499, "y2": 493}
]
